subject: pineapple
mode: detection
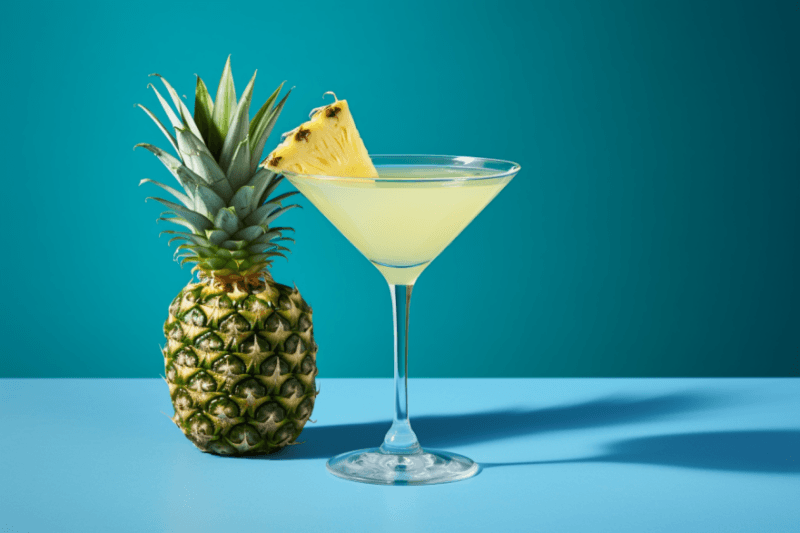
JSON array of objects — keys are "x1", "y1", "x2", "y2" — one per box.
[
  {"x1": 266, "y1": 92, "x2": 378, "y2": 178},
  {"x1": 136, "y1": 57, "x2": 318, "y2": 456}
]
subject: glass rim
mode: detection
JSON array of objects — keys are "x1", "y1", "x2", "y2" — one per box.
[{"x1": 274, "y1": 154, "x2": 521, "y2": 183}]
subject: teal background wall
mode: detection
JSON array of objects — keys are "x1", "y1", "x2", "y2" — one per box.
[{"x1": 1, "y1": 0, "x2": 798, "y2": 378}]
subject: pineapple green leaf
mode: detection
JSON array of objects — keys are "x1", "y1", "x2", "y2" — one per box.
[
  {"x1": 148, "y1": 197, "x2": 214, "y2": 231},
  {"x1": 172, "y1": 243, "x2": 193, "y2": 258},
  {"x1": 265, "y1": 190, "x2": 300, "y2": 206},
  {"x1": 136, "y1": 104, "x2": 179, "y2": 155},
  {"x1": 250, "y1": 229, "x2": 286, "y2": 245},
  {"x1": 248, "y1": 253, "x2": 270, "y2": 263},
  {"x1": 222, "y1": 241, "x2": 250, "y2": 252},
  {"x1": 204, "y1": 229, "x2": 229, "y2": 245},
  {"x1": 253, "y1": 198, "x2": 294, "y2": 221},
  {"x1": 139, "y1": 178, "x2": 192, "y2": 208},
  {"x1": 236, "y1": 259, "x2": 253, "y2": 270},
  {"x1": 200, "y1": 257, "x2": 228, "y2": 269},
  {"x1": 245, "y1": 169, "x2": 276, "y2": 211},
  {"x1": 220, "y1": 240, "x2": 249, "y2": 251},
  {"x1": 184, "y1": 245, "x2": 218, "y2": 259},
  {"x1": 244, "y1": 202, "x2": 278, "y2": 226},
  {"x1": 161, "y1": 230, "x2": 212, "y2": 247},
  {"x1": 220, "y1": 240, "x2": 242, "y2": 250},
  {"x1": 151, "y1": 74, "x2": 204, "y2": 142},
  {"x1": 220, "y1": 70, "x2": 256, "y2": 173},
  {"x1": 174, "y1": 128, "x2": 234, "y2": 200},
  {"x1": 194, "y1": 76, "x2": 214, "y2": 148},
  {"x1": 230, "y1": 185, "x2": 255, "y2": 219},
  {"x1": 212, "y1": 56, "x2": 236, "y2": 143},
  {"x1": 248, "y1": 81, "x2": 284, "y2": 146},
  {"x1": 226, "y1": 138, "x2": 252, "y2": 192},
  {"x1": 158, "y1": 212, "x2": 210, "y2": 236},
  {"x1": 260, "y1": 173, "x2": 285, "y2": 205},
  {"x1": 262, "y1": 204, "x2": 300, "y2": 227},
  {"x1": 180, "y1": 257, "x2": 203, "y2": 267},
  {"x1": 257, "y1": 227, "x2": 293, "y2": 244},
  {"x1": 135, "y1": 143, "x2": 206, "y2": 197},
  {"x1": 214, "y1": 207, "x2": 240, "y2": 235},
  {"x1": 269, "y1": 191, "x2": 300, "y2": 203},
  {"x1": 177, "y1": 256, "x2": 202, "y2": 267},
  {"x1": 267, "y1": 243, "x2": 291, "y2": 252},
  {"x1": 148, "y1": 83, "x2": 183, "y2": 130},
  {"x1": 174, "y1": 165, "x2": 210, "y2": 194},
  {"x1": 188, "y1": 182, "x2": 226, "y2": 217},
  {"x1": 255, "y1": 251, "x2": 288, "y2": 262},
  {"x1": 232, "y1": 225, "x2": 265, "y2": 241},
  {"x1": 186, "y1": 238, "x2": 213, "y2": 248},
  {"x1": 247, "y1": 243, "x2": 268, "y2": 253},
  {"x1": 158, "y1": 215, "x2": 204, "y2": 234},
  {"x1": 244, "y1": 197, "x2": 299, "y2": 226},
  {"x1": 167, "y1": 235, "x2": 188, "y2": 246},
  {"x1": 188, "y1": 244, "x2": 218, "y2": 257},
  {"x1": 197, "y1": 151, "x2": 234, "y2": 200},
  {"x1": 250, "y1": 89, "x2": 292, "y2": 173},
  {"x1": 174, "y1": 127, "x2": 217, "y2": 177}
]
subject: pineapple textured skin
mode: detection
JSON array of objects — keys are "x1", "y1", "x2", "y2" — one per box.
[{"x1": 163, "y1": 278, "x2": 317, "y2": 455}]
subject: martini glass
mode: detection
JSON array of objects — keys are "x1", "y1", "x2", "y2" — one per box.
[{"x1": 283, "y1": 155, "x2": 520, "y2": 485}]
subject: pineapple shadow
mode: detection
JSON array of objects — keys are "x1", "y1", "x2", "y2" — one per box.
[
  {"x1": 260, "y1": 391, "x2": 724, "y2": 461},
  {"x1": 481, "y1": 430, "x2": 800, "y2": 474}
]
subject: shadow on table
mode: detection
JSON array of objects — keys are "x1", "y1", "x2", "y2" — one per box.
[
  {"x1": 482, "y1": 430, "x2": 800, "y2": 474},
  {"x1": 257, "y1": 391, "x2": 721, "y2": 461}
]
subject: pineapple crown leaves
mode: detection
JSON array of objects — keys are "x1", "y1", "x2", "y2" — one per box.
[{"x1": 135, "y1": 56, "x2": 298, "y2": 277}]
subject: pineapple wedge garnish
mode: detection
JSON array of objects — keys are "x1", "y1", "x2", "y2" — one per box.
[{"x1": 265, "y1": 93, "x2": 378, "y2": 178}]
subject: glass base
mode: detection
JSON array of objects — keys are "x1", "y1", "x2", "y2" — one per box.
[{"x1": 326, "y1": 448, "x2": 479, "y2": 485}]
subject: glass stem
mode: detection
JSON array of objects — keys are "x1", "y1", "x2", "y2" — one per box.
[{"x1": 380, "y1": 284, "x2": 422, "y2": 455}]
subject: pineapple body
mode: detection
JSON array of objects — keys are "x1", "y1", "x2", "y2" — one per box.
[{"x1": 164, "y1": 277, "x2": 317, "y2": 455}]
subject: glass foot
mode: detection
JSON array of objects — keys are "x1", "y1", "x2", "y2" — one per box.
[{"x1": 326, "y1": 448, "x2": 479, "y2": 485}]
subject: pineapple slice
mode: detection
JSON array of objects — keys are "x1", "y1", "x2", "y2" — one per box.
[{"x1": 265, "y1": 93, "x2": 378, "y2": 178}]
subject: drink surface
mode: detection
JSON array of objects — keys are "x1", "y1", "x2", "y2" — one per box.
[{"x1": 287, "y1": 166, "x2": 512, "y2": 284}]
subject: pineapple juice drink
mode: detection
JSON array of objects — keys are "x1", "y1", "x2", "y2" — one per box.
[
  {"x1": 265, "y1": 95, "x2": 521, "y2": 484},
  {"x1": 288, "y1": 167, "x2": 511, "y2": 284}
]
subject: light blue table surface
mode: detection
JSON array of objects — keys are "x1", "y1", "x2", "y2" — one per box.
[{"x1": 1, "y1": 378, "x2": 798, "y2": 532}]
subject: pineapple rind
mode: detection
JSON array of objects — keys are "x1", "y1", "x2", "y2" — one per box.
[{"x1": 164, "y1": 280, "x2": 318, "y2": 456}]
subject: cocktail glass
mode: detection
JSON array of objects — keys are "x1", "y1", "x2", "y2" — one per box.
[{"x1": 282, "y1": 155, "x2": 520, "y2": 485}]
